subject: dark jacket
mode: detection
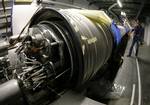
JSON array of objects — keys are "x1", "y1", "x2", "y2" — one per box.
[{"x1": 133, "y1": 25, "x2": 144, "y2": 40}]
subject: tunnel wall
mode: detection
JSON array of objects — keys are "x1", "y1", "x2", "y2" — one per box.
[
  {"x1": 144, "y1": 17, "x2": 150, "y2": 46},
  {"x1": 12, "y1": 0, "x2": 98, "y2": 35}
]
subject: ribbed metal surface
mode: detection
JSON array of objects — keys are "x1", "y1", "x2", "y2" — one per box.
[
  {"x1": 59, "y1": 9, "x2": 113, "y2": 83},
  {"x1": 29, "y1": 8, "x2": 114, "y2": 86}
]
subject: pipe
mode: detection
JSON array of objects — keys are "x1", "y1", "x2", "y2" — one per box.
[{"x1": 0, "y1": 79, "x2": 23, "y2": 105}]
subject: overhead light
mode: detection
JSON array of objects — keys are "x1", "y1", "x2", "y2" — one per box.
[{"x1": 117, "y1": 0, "x2": 123, "y2": 8}]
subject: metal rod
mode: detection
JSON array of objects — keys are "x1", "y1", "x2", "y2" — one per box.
[
  {"x1": 54, "y1": 68, "x2": 70, "y2": 80},
  {"x1": 108, "y1": 3, "x2": 121, "y2": 23}
]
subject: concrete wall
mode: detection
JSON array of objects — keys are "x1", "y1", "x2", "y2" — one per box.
[
  {"x1": 12, "y1": 0, "x2": 98, "y2": 35},
  {"x1": 144, "y1": 17, "x2": 150, "y2": 46},
  {"x1": 12, "y1": 4, "x2": 39, "y2": 35}
]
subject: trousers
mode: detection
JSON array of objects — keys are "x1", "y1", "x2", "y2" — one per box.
[{"x1": 128, "y1": 36, "x2": 140, "y2": 56}]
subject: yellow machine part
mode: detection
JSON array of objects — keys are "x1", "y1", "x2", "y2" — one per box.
[{"x1": 78, "y1": 10, "x2": 112, "y2": 26}]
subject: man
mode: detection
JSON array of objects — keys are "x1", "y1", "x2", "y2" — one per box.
[{"x1": 127, "y1": 19, "x2": 143, "y2": 57}]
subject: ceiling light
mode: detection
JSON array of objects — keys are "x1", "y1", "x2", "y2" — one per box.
[{"x1": 117, "y1": 0, "x2": 123, "y2": 8}]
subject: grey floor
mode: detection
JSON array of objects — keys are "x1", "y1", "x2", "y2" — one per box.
[
  {"x1": 51, "y1": 40, "x2": 150, "y2": 105},
  {"x1": 107, "y1": 39, "x2": 139, "y2": 105},
  {"x1": 108, "y1": 40, "x2": 150, "y2": 105},
  {"x1": 138, "y1": 45, "x2": 150, "y2": 105}
]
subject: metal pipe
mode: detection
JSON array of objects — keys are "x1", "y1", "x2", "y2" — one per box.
[
  {"x1": 108, "y1": 3, "x2": 120, "y2": 22},
  {"x1": 0, "y1": 79, "x2": 23, "y2": 105}
]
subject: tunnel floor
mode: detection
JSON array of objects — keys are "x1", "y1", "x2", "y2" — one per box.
[
  {"x1": 51, "y1": 39, "x2": 150, "y2": 105},
  {"x1": 138, "y1": 45, "x2": 150, "y2": 105},
  {"x1": 107, "y1": 41, "x2": 150, "y2": 105}
]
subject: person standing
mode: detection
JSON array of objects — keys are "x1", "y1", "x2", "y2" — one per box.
[{"x1": 127, "y1": 19, "x2": 143, "y2": 57}]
